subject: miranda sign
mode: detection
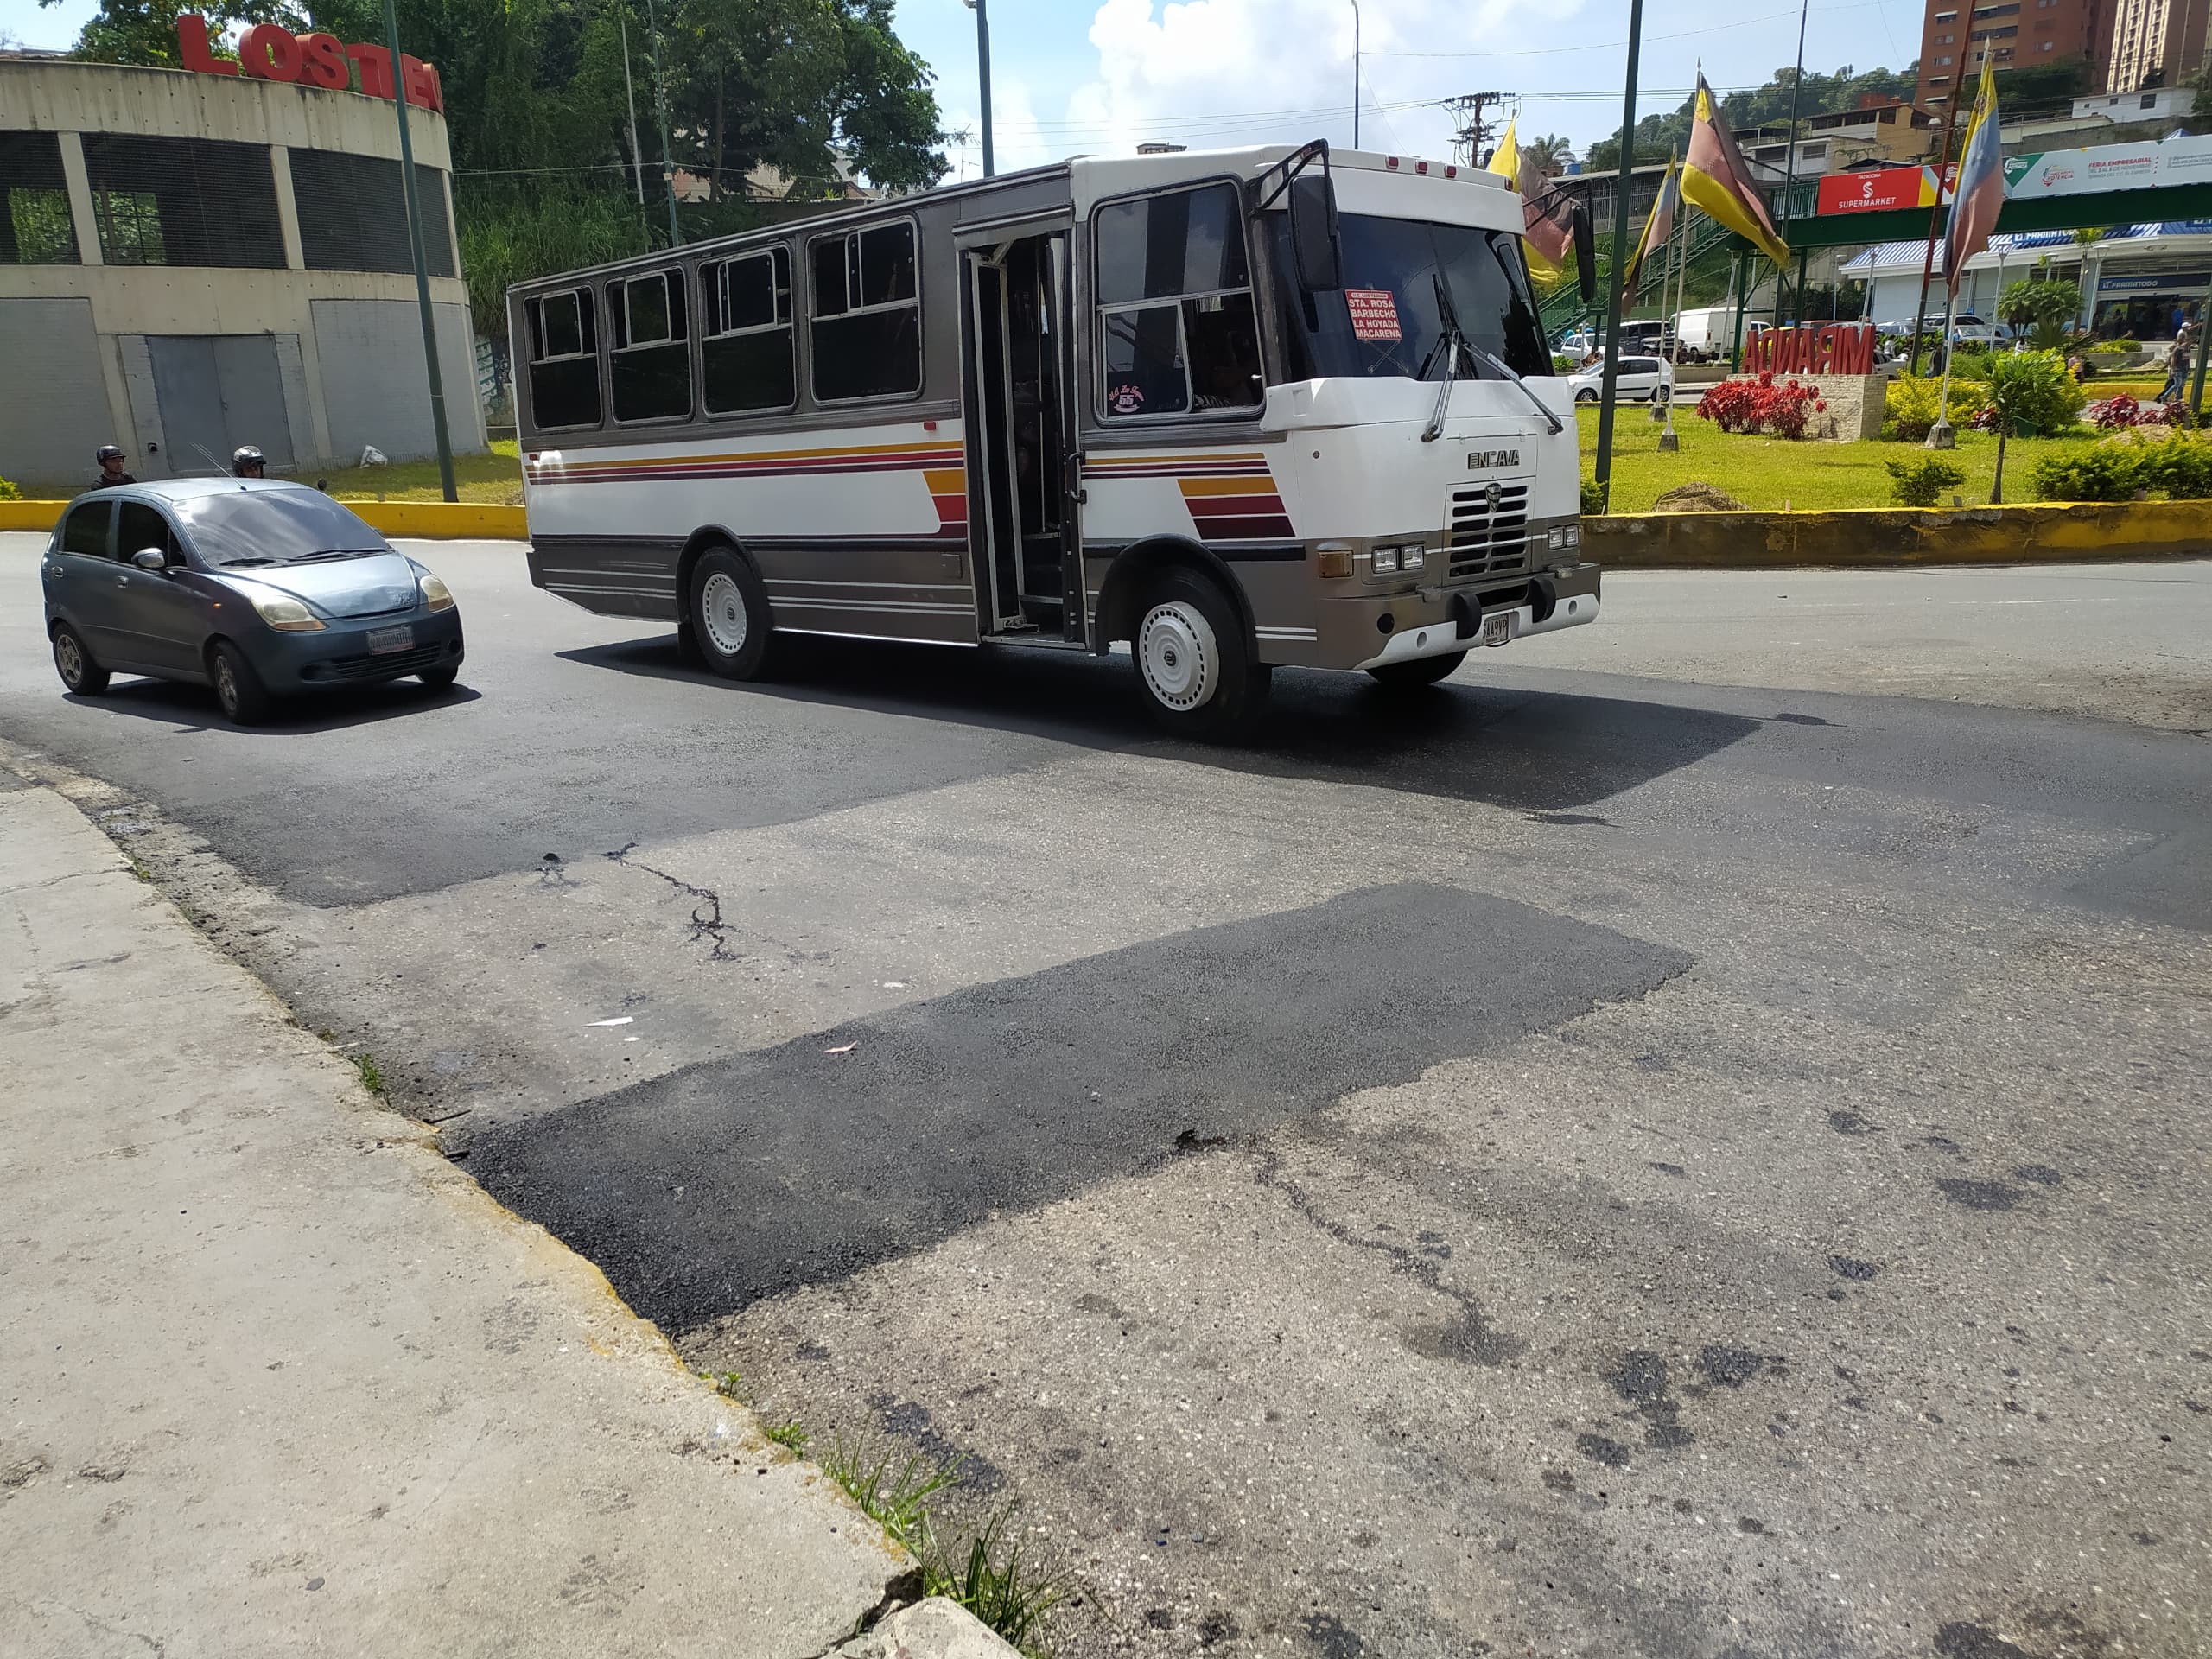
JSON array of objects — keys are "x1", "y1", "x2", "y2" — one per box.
[{"x1": 175, "y1": 13, "x2": 443, "y2": 112}]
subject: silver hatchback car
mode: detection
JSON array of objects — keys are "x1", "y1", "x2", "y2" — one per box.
[{"x1": 43, "y1": 479, "x2": 466, "y2": 724}]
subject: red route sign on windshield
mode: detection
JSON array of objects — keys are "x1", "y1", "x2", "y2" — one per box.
[{"x1": 1345, "y1": 289, "x2": 1402, "y2": 342}]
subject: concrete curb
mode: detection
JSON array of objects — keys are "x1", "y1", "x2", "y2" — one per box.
[
  {"x1": 1587, "y1": 499, "x2": 2212, "y2": 568},
  {"x1": 0, "y1": 759, "x2": 1016, "y2": 1659}
]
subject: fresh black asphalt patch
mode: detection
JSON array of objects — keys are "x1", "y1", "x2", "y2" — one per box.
[{"x1": 467, "y1": 881, "x2": 1689, "y2": 1332}]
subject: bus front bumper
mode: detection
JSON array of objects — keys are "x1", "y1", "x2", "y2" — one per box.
[{"x1": 1349, "y1": 563, "x2": 1600, "y2": 671}]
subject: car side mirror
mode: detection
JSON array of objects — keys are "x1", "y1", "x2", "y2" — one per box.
[
  {"x1": 1287, "y1": 172, "x2": 1342, "y2": 292},
  {"x1": 1572, "y1": 201, "x2": 1597, "y2": 306},
  {"x1": 132, "y1": 548, "x2": 168, "y2": 571}
]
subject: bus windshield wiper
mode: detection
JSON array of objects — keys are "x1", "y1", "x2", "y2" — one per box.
[
  {"x1": 1420, "y1": 272, "x2": 1465, "y2": 443},
  {"x1": 1467, "y1": 343, "x2": 1565, "y2": 437}
]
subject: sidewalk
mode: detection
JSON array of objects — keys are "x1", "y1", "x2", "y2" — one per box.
[{"x1": 0, "y1": 775, "x2": 1001, "y2": 1657}]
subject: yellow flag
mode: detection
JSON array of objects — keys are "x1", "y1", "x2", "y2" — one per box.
[
  {"x1": 1488, "y1": 118, "x2": 1519, "y2": 182},
  {"x1": 1681, "y1": 73, "x2": 1789, "y2": 267}
]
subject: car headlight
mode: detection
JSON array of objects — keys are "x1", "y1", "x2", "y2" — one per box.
[
  {"x1": 245, "y1": 588, "x2": 325, "y2": 632},
  {"x1": 419, "y1": 574, "x2": 456, "y2": 613}
]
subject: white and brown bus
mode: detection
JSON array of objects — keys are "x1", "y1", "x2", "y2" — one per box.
[{"x1": 511, "y1": 141, "x2": 1599, "y2": 733}]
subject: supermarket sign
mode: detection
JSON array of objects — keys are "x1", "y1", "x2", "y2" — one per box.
[
  {"x1": 1815, "y1": 165, "x2": 1948, "y2": 215},
  {"x1": 2004, "y1": 133, "x2": 2212, "y2": 198}
]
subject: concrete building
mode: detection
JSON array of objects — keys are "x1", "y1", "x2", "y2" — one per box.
[
  {"x1": 0, "y1": 54, "x2": 484, "y2": 492},
  {"x1": 1916, "y1": 0, "x2": 2102, "y2": 108},
  {"x1": 1840, "y1": 221, "x2": 2212, "y2": 334},
  {"x1": 1804, "y1": 97, "x2": 1941, "y2": 164},
  {"x1": 2102, "y1": 0, "x2": 2210, "y2": 93}
]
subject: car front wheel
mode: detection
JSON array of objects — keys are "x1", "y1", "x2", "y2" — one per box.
[
  {"x1": 52, "y1": 623, "x2": 109, "y2": 696},
  {"x1": 210, "y1": 641, "x2": 275, "y2": 725},
  {"x1": 1575, "y1": 390, "x2": 1599, "y2": 404}
]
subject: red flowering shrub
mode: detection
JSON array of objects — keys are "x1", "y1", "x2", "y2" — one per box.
[
  {"x1": 2087, "y1": 395, "x2": 2141, "y2": 429},
  {"x1": 1697, "y1": 374, "x2": 1819, "y2": 439}
]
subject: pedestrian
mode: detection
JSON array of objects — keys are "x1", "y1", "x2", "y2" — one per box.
[
  {"x1": 2158, "y1": 335, "x2": 2192, "y2": 405},
  {"x1": 232, "y1": 445, "x2": 266, "y2": 479},
  {"x1": 90, "y1": 445, "x2": 135, "y2": 491}
]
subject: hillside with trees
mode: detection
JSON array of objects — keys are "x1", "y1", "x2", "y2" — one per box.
[
  {"x1": 1586, "y1": 62, "x2": 1918, "y2": 172},
  {"x1": 41, "y1": 0, "x2": 948, "y2": 331}
]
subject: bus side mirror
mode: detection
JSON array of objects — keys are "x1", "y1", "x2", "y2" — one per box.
[
  {"x1": 1288, "y1": 173, "x2": 1342, "y2": 292},
  {"x1": 1572, "y1": 201, "x2": 1597, "y2": 306}
]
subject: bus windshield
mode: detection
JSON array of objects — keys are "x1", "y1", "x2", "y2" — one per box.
[{"x1": 1268, "y1": 212, "x2": 1552, "y2": 383}]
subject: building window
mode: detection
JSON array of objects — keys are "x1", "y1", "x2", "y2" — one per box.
[
  {"x1": 700, "y1": 246, "x2": 795, "y2": 416},
  {"x1": 2039, "y1": 39, "x2": 2054, "y2": 47},
  {"x1": 1094, "y1": 181, "x2": 1263, "y2": 421},
  {"x1": 79, "y1": 133, "x2": 283, "y2": 268},
  {"x1": 1803, "y1": 143, "x2": 1827, "y2": 158},
  {"x1": 607, "y1": 266, "x2": 693, "y2": 423},
  {"x1": 524, "y1": 286, "x2": 601, "y2": 430},
  {"x1": 289, "y1": 149, "x2": 455, "y2": 278},
  {"x1": 2141, "y1": 92, "x2": 2158, "y2": 107},
  {"x1": 0, "y1": 130, "x2": 79, "y2": 264},
  {"x1": 1933, "y1": 8, "x2": 1956, "y2": 17},
  {"x1": 809, "y1": 220, "x2": 921, "y2": 403},
  {"x1": 1937, "y1": 54, "x2": 1954, "y2": 63}
]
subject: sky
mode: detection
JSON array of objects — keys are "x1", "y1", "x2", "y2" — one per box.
[{"x1": 2, "y1": 0, "x2": 1938, "y2": 180}]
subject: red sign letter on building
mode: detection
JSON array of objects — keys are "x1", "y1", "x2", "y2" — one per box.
[
  {"x1": 401, "y1": 54, "x2": 444, "y2": 113},
  {"x1": 345, "y1": 41, "x2": 395, "y2": 99},
  {"x1": 296, "y1": 32, "x2": 350, "y2": 91},
  {"x1": 176, "y1": 14, "x2": 238, "y2": 76},
  {"x1": 238, "y1": 22, "x2": 303, "y2": 82}
]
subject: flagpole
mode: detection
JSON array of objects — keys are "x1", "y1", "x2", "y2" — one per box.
[
  {"x1": 1659, "y1": 166, "x2": 1683, "y2": 452},
  {"x1": 1929, "y1": 277, "x2": 1961, "y2": 448},
  {"x1": 1911, "y1": 70, "x2": 1967, "y2": 378},
  {"x1": 1592, "y1": 0, "x2": 1647, "y2": 512}
]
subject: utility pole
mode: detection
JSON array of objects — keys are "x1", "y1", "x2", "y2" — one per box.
[
  {"x1": 1444, "y1": 92, "x2": 1503, "y2": 168},
  {"x1": 1592, "y1": 0, "x2": 1646, "y2": 512},
  {"x1": 620, "y1": 15, "x2": 645, "y2": 207},
  {"x1": 1771, "y1": 0, "x2": 1810, "y2": 328},
  {"x1": 381, "y1": 0, "x2": 455, "y2": 502},
  {"x1": 964, "y1": 0, "x2": 995, "y2": 175},
  {"x1": 643, "y1": 0, "x2": 680, "y2": 245}
]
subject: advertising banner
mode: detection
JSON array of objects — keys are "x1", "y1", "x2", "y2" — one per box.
[
  {"x1": 1816, "y1": 166, "x2": 1943, "y2": 215},
  {"x1": 2003, "y1": 133, "x2": 2212, "y2": 198}
]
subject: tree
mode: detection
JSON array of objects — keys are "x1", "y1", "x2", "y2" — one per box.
[
  {"x1": 1983, "y1": 349, "x2": 2085, "y2": 501},
  {"x1": 1586, "y1": 61, "x2": 1917, "y2": 172},
  {"x1": 1523, "y1": 133, "x2": 1573, "y2": 177},
  {"x1": 1999, "y1": 277, "x2": 2083, "y2": 349},
  {"x1": 44, "y1": 0, "x2": 949, "y2": 330}
]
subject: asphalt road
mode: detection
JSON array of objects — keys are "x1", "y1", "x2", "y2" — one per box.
[{"x1": 4, "y1": 535, "x2": 2209, "y2": 1659}]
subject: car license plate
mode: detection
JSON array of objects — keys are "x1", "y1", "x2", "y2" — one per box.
[
  {"x1": 365, "y1": 625, "x2": 414, "y2": 656},
  {"x1": 1481, "y1": 612, "x2": 1513, "y2": 647}
]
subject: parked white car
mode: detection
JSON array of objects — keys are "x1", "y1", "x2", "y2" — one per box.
[{"x1": 1567, "y1": 354, "x2": 1675, "y2": 405}]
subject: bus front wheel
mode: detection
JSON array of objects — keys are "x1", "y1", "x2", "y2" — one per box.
[
  {"x1": 1132, "y1": 569, "x2": 1270, "y2": 737},
  {"x1": 688, "y1": 546, "x2": 775, "y2": 680}
]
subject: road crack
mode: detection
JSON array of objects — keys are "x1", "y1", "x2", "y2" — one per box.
[
  {"x1": 603, "y1": 842, "x2": 741, "y2": 962},
  {"x1": 1254, "y1": 1144, "x2": 1527, "y2": 1365}
]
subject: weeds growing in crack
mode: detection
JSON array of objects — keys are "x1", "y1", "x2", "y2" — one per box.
[
  {"x1": 823, "y1": 1435, "x2": 964, "y2": 1554},
  {"x1": 766, "y1": 1419, "x2": 810, "y2": 1452},
  {"x1": 603, "y1": 842, "x2": 740, "y2": 962},
  {"x1": 353, "y1": 1053, "x2": 387, "y2": 1095}
]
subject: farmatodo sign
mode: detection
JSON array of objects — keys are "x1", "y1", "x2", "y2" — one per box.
[{"x1": 175, "y1": 13, "x2": 443, "y2": 112}]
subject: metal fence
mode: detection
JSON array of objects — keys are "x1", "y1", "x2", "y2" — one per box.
[
  {"x1": 79, "y1": 133, "x2": 286, "y2": 268},
  {"x1": 289, "y1": 149, "x2": 455, "y2": 278},
  {"x1": 0, "y1": 130, "x2": 79, "y2": 264}
]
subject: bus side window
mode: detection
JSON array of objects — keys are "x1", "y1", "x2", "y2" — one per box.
[
  {"x1": 701, "y1": 247, "x2": 796, "y2": 415},
  {"x1": 524, "y1": 286, "x2": 601, "y2": 429},
  {"x1": 608, "y1": 266, "x2": 693, "y2": 423},
  {"x1": 1095, "y1": 182, "x2": 1262, "y2": 421},
  {"x1": 810, "y1": 220, "x2": 921, "y2": 403}
]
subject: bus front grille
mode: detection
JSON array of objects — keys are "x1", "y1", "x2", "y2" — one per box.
[{"x1": 1446, "y1": 483, "x2": 1531, "y2": 579}]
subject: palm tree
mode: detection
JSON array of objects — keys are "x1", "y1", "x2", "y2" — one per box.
[{"x1": 1525, "y1": 134, "x2": 1574, "y2": 177}]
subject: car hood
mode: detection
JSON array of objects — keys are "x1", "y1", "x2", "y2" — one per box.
[{"x1": 220, "y1": 553, "x2": 423, "y2": 619}]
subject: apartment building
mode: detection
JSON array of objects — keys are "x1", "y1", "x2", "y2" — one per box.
[{"x1": 1916, "y1": 0, "x2": 2101, "y2": 106}]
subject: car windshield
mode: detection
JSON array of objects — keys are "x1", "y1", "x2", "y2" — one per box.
[
  {"x1": 172, "y1": 489, "x2": 388, "y2": 567},
  {"x1": 1268, "y1": 212, "x2": 1552, "y2": 382}
]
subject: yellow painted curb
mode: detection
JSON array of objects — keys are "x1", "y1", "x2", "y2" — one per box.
[
  {"x1": 1586, "y1": 500, "x2": 2212, "y2": 568},
  {"x1": 0, "y1": 499, "x2": 526, "y2": 539},
  {"x1": 0, "y1": 501, "x2": 67, "y2": 532},
  {"x1": 348, "y1": 501, "x2": 528, "y2": 540}
]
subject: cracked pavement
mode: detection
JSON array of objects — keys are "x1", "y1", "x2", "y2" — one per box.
[{"x1": 3, "y1": 537, "x2": 2209, "y2": 1658}]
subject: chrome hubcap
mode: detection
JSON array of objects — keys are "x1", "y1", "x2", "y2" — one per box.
[
  {"x1": 55, "y1": 633, "x2": 83, "y2": 683},
  {"x1": 701, "y1": 570, "x2": 748, "y2": 656},
  {"x1": 1137, "y1": 601, "x2": 1217, "y2": 712},
  {"x1": 216, "y1": 658, "x2": 237, "y2": 709}
]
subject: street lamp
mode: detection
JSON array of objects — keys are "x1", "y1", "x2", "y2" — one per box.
[
  {"x1": 963, "y1": 0, "x2": 995, "y2": 178},
  {"x1": 1349, "y1": 0, "x2": 1361, "y2": 149}
]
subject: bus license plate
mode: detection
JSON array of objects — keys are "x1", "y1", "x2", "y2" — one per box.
[
  {"x1": 366, "y1": 625, "x2": 414, "y2": 656},
  {"x1": 1481, "y1": 612, "x2": 1512, "y2": 647}
]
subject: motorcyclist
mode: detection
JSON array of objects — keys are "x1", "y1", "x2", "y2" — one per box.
[
  {"x1": 232, "y1": 445, "x2": 266, "y2": 479},
  {"x1": 92, "y1": 445, "x2": 135, "y2": 490}
]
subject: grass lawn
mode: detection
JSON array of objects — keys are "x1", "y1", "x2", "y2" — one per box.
[
  {"x1": 318, "y1": 439, "x2": 524, "y2": 504},
  {"x1": 1578, "y1": 406, "x2": 2108, "y2": 512}
]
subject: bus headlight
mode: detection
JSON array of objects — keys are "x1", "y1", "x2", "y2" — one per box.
[
  {"x1": 1370, "y1": 542, "x2": 1427, "y2": 574},
  {"x1": 1547, "y1": 524, "x2": 1582, "y2": 550},
  {"x1": 1372, "y1": 544, "x2": 1399, "y2": 574}
]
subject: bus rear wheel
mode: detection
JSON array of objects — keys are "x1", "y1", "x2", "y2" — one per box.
[
  {"x1": 1132, "y1": 569, "x2": 1270, "y2": 737},
  {"x1": 688, "y1": 546, "x2": 775, "y2": 680}
]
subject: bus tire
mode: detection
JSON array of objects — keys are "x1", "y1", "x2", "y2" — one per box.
[
  {"x1": 1132, "y1": 569, "x2": 1270, "y2": 737},
  {"x1": 1367, "y1": 650, "x2": 1466, "y2": 690},
  {"x1": 687, "y1": 546, "x2": 775, "y2": 680}
]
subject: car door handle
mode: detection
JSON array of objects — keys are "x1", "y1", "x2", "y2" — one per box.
[{"x1": 116, "y1": 575, "x2": 130, "y2": 588}]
